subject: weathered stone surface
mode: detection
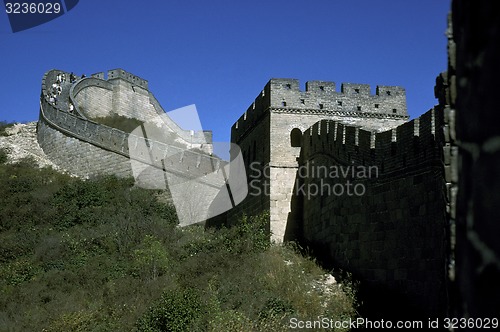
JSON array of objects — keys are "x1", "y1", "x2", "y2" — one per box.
[
  {"x1": 229, "y1": 78, "x2": 409, "y2": 242},
  {"x1": 27, "y1": 5, "x2": 500, "y2": 318},
  {"x1": 38, "y1": 69, "x2": 217, "y2": 179},
  {"x1": 449, "y1": 0, "x2": 500, "y2": 318}
]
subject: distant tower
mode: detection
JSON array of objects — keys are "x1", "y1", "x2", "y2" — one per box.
[{"x1": 228, "y1": 78, "x2": 409, "y2": 242}]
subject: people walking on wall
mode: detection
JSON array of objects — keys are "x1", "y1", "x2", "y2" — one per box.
[{"x1": 70, "y1": 72, "x2": 76, "y2": 83}]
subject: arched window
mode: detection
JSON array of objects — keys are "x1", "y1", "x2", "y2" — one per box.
[{"x1": 290, "y1": 128, "x2": 302, "y2": 147}]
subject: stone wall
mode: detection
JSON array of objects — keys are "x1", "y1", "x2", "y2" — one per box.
[
  {"x1": 447, "y1": 0, "x2": 500, "y2": 318},
  {"x1": 229, "y1": 78, "x2": 409, "y2": 241},
  {"x1": 224, "y1": 109, "x2": 271, "y2": 228},
  {"x1": 70, "y1": 77, "x2": 113, "y2": 119},
  {"x1": 291, "y1": 107, "x2": 448, "y2": 317},
  {"x1": 38, "y1": 94, "x2": 221, "y2": 180},
  {"x1": 268, "y1": 79, "x2": 408, "y2": 119},
  {"x1": 38, "y1": 69, "x2": 222, "y2": 184},
  {"x1": 108, "y1": 68, "x2": 148, "y2": 89},
  {"x1": 38, "y1": 69, "x2": 231, "y2": 226},
  {"x1": 108, "y1": 79, "x2": 155, "y2": 122},
  {"x1": 232, "y1": 79, "x2": 409, "y2": 143},
  {"x1": 37, "y1": 117, "x2": 132, "y2": 177},
  {"x1": 148, "y1": 91, "x2": 212, "y2": 149}
]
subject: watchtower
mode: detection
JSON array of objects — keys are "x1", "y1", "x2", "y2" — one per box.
[{"x1": 229, "y1": 78, "x2": 409, "y2": 241}]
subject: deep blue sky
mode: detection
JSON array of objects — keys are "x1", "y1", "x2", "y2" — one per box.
[{"x1": 0, "y1": 1, "x2": 450, "y2": 143}]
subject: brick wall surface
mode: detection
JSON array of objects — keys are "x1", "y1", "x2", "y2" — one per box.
[
  {"x1": 293, "y1": 107, "x2": 448, "y2": 317},
  {"x1": 229, "y1": 78, "x2": 409, "y2": 241},
  {"x1": 447, "y1": 0, "x2": 500, "y2": 319},
  {"x1": 33, "y1": 0, "x2": 499, "y2": 320},
  {"x1": 38, "y1": 69, "x2": 222, "y2": 188}
]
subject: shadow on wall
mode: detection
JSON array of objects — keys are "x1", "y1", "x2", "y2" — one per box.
[
  {"x1": 449, "y1": 0, "x2": 500, "y2": 318},
  {"x1": 283, "y1": 106, "x2": 449, "y2": 318}
]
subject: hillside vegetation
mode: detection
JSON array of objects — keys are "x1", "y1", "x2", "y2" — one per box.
[
  {"x1": 0, "y1": 147, "x2": 357, "y2": 331},
  {"x1": 89, "y1": 114, "x2": 143, "y2": 133}
]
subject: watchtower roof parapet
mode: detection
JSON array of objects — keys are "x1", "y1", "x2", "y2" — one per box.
[
  {"x1": 107, "y1": 68, "x2": 148, "y2": 89},
  {"x1": 232, "y1": 78, "x2": 408, "y2": 143}
]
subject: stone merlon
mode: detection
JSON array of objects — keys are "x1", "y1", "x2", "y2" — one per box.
[{"x1": 232, "y1": 78, "x2": 408, "y2": 138}]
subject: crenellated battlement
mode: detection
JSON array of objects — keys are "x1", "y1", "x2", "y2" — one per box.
[
  {"x1": 227, "y1": 77, "x2": 411, "y2": 243},
  {"x1": 107, "y1": 68, "x2": 148, "y2": 89},
  {"x1": 38, "y1": 69, "x2": 220, "y2": 181},
  {"x1": 45, "y1": 68, "x2": 210, "y2": 146},
  {"x1": 231, "y1": 78, "x2": 408, "y2": 143},
  {"x1": 294, "y1": 105, "x2": 448, "y2": 317},
  {"x1": 300, "y1": 106, "x2": 443, "y2": 177}
]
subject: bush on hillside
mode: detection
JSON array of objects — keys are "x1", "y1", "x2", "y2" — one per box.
[{"x1": 0, "y1": 154, "x2": 358, "y2": 331}]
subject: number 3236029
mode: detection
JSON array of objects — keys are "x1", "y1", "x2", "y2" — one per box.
[
  {"x1": 5, "y1": 2, "x2": 62, "y2": 14},
  {"x1": 443, "y1": 318, "x2": 498, "y2": 329}
]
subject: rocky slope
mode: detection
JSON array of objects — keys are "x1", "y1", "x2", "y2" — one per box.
[{"x1": 0, "y1": 122, "x2": 63, "y2": 171}]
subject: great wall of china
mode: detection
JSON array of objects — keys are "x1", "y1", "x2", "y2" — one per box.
[
  {"x1": 0, "y1": 0, "x2": 494, "y2": 320},
  {"x1": 38, "y1": 69, "x2": 215, "y2": 178},
  {"x1": 36, "y1": 69, "x2": 241, "y2": 225},
  {"x1": 34, "y1": 67, "x2": 451, "y2": 316},
  {"x1": 212, "y1": 73, "x2": 451, "y2": 317}
]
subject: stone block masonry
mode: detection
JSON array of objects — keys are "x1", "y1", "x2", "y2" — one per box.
[
  {"x1": 218, "y1": 1, "x2": 499, "y2": 319},
  {"x1": 37, "y1": 117, "x2": 132, "y2": 177},
  {"x1": 38, "y1": 69, "x2": 225, "y2": 217},
  {"x1": 31, "y1": 0, "x2": 498, "y2": 319},
  {"x1": 292, "y1": 106, "x2": 448, "y2": 317},
  {"x1": 228, "y1": 78, "x2": 409, "y2": 242},
  {"x1": 446, "y1": 0, "x2": 500, "y2": 318},
  {"x1": 221, "y1": 73, "x2": 456, "y2": 318}
]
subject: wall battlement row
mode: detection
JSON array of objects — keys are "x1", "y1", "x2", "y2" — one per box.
[
  {"x1": 44, "y1": 69, "x2": 210, "y2": 145},
  {"x1": 268, "y1": 78, "x2": 406, "y2": 96},
  {"x1": 39, "y1": 70, "x2": 221, "y2": 182},
  {"x1": 89, "y1": 69, "x2": 149, "y2": 89},
  {"x1": 107, "y1": 68, "x2": 148, "y2": 89},
  {"x1": 300, "y1": 107, "x2": 442, "y2": 175},
  {"x1": 39, "y1": 97, "x2": 222, "y2": 180},
  {"x1": 296, "y1": 106, "x2": 447, "y2": 316},
  {"x1": 232, "y1": 78, "x2": 408, "y2": 143}
]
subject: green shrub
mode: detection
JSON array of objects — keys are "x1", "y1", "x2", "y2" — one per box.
[
  {"x1": 0, "y1": 150, "x2": 357, "y2": 332},
  {"x1": 0, "y1": 148, "x2": 7, "y2": 164},
  {"x1": 137, "y1": 287, "x2": 203, "y2": 332},
  {"x1": 0, "y1": 257, "x2": 42, "y2": 286},
  {"x1": 258, "y1": 297, "x2": 295, "y2": 320},
  {"x1": 48, "y1": 309, "x2": 101, "y2": 332},
  {"x1": 131, "y1": 235, "x2": 170, "y2": 281}
]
